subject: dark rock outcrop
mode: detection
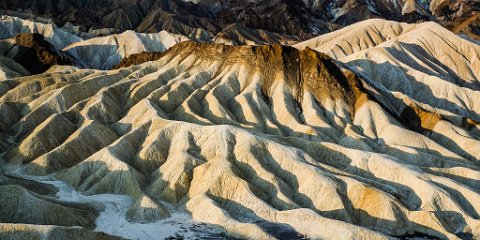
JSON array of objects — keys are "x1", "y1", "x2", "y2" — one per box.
[
  {"x1": 1, "y1": 0, "x2": 478, "y2": 41},
  {"x1": 7, "y1": 33, "x2": 73, "y2": 74},
  {"x1": 114, "y1": 52, "x2": 166, "y2": 69}
]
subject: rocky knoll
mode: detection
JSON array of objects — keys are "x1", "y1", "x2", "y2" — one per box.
[
  {"x1": 1, "y1": 18, "x2": 480, "y2": 239},
  {"x1": 113, "y1": 52, "x2": 166, "y2": 69}
]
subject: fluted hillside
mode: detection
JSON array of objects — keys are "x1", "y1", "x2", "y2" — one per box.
[{"x1": 1, "y1": 23, "x2": 480, "y2": 239}]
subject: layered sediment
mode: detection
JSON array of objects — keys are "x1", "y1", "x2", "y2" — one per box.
[{"x1": 1, "y1": 18, "x2": 480, "y2": 240}]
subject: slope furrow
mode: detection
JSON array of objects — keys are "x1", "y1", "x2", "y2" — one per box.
[{"x1": 1, "y1": 33, "x2": 480, "y2": 240}]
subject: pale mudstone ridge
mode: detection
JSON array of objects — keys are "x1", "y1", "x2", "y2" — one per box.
[
  {"x1": 295, "y1": 19, "x2": 480, "y2": 164},
  {"x1": 0, "y1": 15, "x2": 191, "y2": 72},
  {"x1": 1, "y1": 20, "x2": 480, "y2": 239},
  {"x1": 0, "y1": 15, "x2": 295, "y2": 73},
  {"x1": 0, "y1": 15, "x2": 82, "y2": 50},
  {"x1": 0, "y1": 38, "x2": 30, "y2": 80},
  {"x1": 63, "y1": 30, "x2": 190, "y2": 70}
]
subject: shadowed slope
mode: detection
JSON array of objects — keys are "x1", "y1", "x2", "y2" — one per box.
[
  {"x1": 296, "y1": 19, "x2": 480, "y2": 163},
  {"x1": 7, "y1": 33, "x2": 73, "y2": 74},
  {"x1": 0, "y1": 0, "x2": 479, "y2": 41},
  {"x1": 63, "y1": 30, "x2": 190, "y2": 70},
  {"x1": 1, "y1": 32, "x2": 480, "y2": 240}
]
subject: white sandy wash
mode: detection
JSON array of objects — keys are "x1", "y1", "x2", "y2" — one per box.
[{"x1": 0, "y1": 158, "x2": 227, "y2": 240}]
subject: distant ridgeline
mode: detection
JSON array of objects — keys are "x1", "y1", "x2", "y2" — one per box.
[{"x1": 0, "y1": 0, "x2": 478, "y2": 41}]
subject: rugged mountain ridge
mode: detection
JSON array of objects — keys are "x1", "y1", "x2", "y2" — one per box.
[
  {"x1": 1, "y1": 0, "x2": 479, "y2": 41},
  {"x1": 0, "y1": 15, "x2": 301, "y2": 71},
  {"x1": 63, "y1": 30, "x2": 190, "y2": 70}
]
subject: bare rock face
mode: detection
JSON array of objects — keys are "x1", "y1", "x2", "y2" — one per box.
[
  {"x1": 7, "y1": 33, "x2": 73, "y2": 74},
  {"x1": 0, "y1": 0, "x2": 322, "y2": 40},
  {"x1": 0, "y1": 0, "x2": 478, "y2": 41},
  {"x1": 114, "y1": 52, "x2": 166, "y2": 69},
  {"x1": 431, "y1": 0, "x2": 480, "y2": 40},
  {"x1": 213, "y1": 23, "x2": 301, "y2": 46}
]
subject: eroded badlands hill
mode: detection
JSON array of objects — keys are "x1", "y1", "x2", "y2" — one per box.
[
  {"x1": 1, "y1": 19, "x2": 480, "y2": 240},
  {"x1": 0, "y1": 15, "x2": 297, "y2": 72}
]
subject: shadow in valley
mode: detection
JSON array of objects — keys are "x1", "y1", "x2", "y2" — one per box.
[
  {"x1": 347, "y1": 57, "x2": 480, "y2": 162},
  {"x1": 209, "y1": 195, "x2": 308, "y2": 240}
]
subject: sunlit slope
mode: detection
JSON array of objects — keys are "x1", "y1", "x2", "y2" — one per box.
[
  {"x1": 295, "y1": 19, "x2": 480, "y2": 120},
  {"x1": 296, "y1": 19, "x2": 480, "y2": 163},
  {"x1": 1, "y1": 38, "x2": 480, "y2": 239}
]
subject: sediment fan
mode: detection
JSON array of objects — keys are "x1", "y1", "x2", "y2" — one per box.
[{"x1": 0, "y1": 19, "x2": 480, "y2": 240}]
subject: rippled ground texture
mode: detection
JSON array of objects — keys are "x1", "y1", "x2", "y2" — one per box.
[{"x1": 0, "y1": 19, "x2": 480, "y2": 239}]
